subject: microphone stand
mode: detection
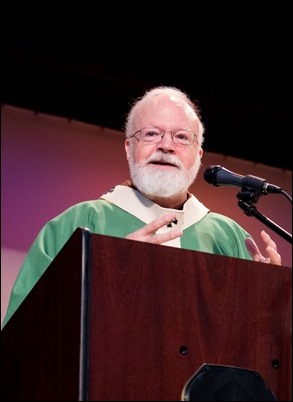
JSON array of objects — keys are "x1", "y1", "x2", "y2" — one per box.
[{"x1": 237, "y1": 189, "x2": 292, "y2": 244}]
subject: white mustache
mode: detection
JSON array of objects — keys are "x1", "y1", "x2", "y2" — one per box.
[{"x1": 144, "y1": 153, "x2": 183, "y2": 169}]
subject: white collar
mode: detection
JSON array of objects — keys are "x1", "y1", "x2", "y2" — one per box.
[{"x1": 101, "y1": 185, "x2": 209, "y2": 231}]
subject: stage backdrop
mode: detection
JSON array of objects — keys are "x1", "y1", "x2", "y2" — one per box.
[{"x1": 1, "y1": 105, "x2": 292, "y2": 323}]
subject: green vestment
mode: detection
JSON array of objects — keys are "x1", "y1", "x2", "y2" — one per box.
[{"x1": 2, "y1": 185, "x2": 252, "y2": 327}]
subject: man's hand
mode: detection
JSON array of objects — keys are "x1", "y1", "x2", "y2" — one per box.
[
  {"x1": 126, "y1": 213, "x2": 183, "y2": 245},
  {"x1": 245, "y1": 230, "x2": 281, "y2": 266}
]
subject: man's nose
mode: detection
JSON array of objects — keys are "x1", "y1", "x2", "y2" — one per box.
[{"x1": 158, "y1": 132, "x2": 175, "y2": 149}]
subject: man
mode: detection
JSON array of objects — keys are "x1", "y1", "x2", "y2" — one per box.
[{"x1": 2, "y1": 86, "x2": 280, "y2": 327}]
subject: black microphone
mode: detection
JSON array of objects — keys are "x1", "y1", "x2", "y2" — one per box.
[{"x1": 203, "y1": 165, "x2": 282, "y2": 195}]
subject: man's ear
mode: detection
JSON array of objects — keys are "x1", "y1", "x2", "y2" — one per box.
[
  {"x1": 125, "y1": 139, "x2": 130, "y2": 161},
  {"x1": 199, "y1": 148, "x2": 203, "y2": 159}
]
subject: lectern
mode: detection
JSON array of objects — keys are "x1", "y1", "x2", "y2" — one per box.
[{"x1": 1, "y1": 228, "x2": 292, "y2": 400}]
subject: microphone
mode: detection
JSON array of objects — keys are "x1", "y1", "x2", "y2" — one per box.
[{"x1": 203, "y1": 165, "x2": 282, "y2": 195}]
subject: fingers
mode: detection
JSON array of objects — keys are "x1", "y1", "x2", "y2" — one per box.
[
  {"x1": 260, "y1": 230, "x2": 277, "y2": 250},
  {"x1": 260, "y1": 230, "x2": 281, "y2": 266},
  {"x1": 139, "y1": 213, "x2": 178, "y2": 236},
  {"x1": 126, "y1": 213, "x2": 183, "y2": 244},
  {"x1": 244, "y1": 237, "x2": 264, "y2": 262},
  {"x1": 245, "y1": 231, "x2": 282, "y2": 266},
  {"x1": 149, "y1": 228, "x2": 183, "y2": 245}
]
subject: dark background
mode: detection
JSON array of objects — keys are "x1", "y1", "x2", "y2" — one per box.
[{"x1": 2, "y1": 6, "x2": 291, "y2": 171}]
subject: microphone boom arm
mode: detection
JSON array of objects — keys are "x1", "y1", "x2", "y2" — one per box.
[{"x1": 237, "y1": 192, "x2": 292, "y2": 244}]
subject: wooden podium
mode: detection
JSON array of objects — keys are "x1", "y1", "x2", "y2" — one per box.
[{"x1": 1, "y1": 228, "x2": 292, "y2": 400}]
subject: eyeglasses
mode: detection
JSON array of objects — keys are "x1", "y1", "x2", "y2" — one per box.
[{"x1": 130, "y1": 127, "x2": 197, "y2": 146}]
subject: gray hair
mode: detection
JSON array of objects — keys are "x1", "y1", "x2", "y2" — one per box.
[{"x1": 124, "y1": 86, "x2": 205, "y2": 146}]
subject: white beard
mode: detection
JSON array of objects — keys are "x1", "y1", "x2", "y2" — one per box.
[{"x1": 128, "y1": 150, "x2": 201, "y2": 198}]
